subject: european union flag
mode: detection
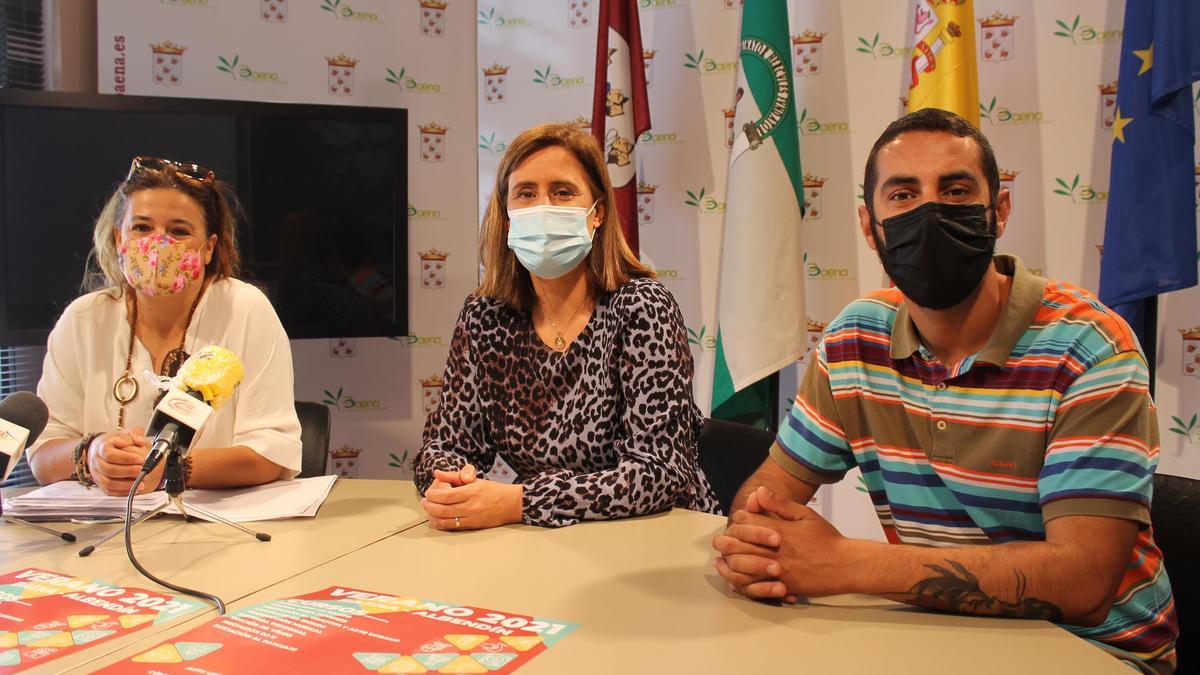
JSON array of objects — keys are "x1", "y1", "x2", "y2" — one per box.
[{"x1": 1100, "y1": 0, "x2": 1200, "y2": 350}]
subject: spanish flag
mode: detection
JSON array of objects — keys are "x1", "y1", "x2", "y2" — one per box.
[{"x1": 906, "y1": 0, "x2": 979, "y2": 126}]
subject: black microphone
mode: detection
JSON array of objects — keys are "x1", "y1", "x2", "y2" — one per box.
[
  {"x1": 0, "y1": 391, "x2": 49, "y2": 480},
  {"x1": 141, "y1": 346, "x2": 244, "y2": 474}
]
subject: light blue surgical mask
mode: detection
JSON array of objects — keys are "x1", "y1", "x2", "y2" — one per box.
[{"x1": 506, "y1": 202, "x2": 597, "y2": 279}]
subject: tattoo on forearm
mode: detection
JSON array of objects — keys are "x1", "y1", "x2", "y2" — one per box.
[{"x1": 905, "y1": 559, "x2": 1063, "y2": 621}]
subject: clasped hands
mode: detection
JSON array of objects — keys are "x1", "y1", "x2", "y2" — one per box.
[
  {"x1": 712, "y1": 486, "x2": 858, "y2": 602},
  {"x1": 421, "y1": 463, "x2": 524, "y2": 531},
  {"x1": 88, "y1": 427, "x2": 165, "y2": 496}
]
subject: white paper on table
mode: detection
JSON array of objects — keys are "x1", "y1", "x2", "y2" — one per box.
[
  {"x1": 172, "y1": 475, "x2": 338, "y2": 523},
  {"x1": 3, "y1": 475, "x2": 338, "y2": 523},
  {"x1": 2, "y1": 479, "x2": 166, "y2": 519}
]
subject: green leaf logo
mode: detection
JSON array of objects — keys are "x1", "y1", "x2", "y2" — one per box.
[
  {"x1": 385, "y1": 67, "x2": 406, "y2": 85},
  {"x1": 387, "y1": 451, "x2": 410, "y2": 468},
  {"x1": 478, "y1": 132, "x2": 495, "y2": 150},
  {"x1": 216, "y1": 54, "x2": 240, "y2": 78},
  {"x1": 321, "y1": 386, "x2": 344, "y2": 407},
  {"x1": 684, "y1": 186, "x2": 707, "y2": 208},
  {"x1": 1169, "y1": 413, "x2": 1198, "y2": 443},
  {"x1": 683, "y1": 49, "x2": 705, "y2": 70},
  {"x1": 980, "y1": 96, "x2": 997, "y2": 122},
  {"x1": 1053, "y1": 15, "x2": 1081, "y2": 44},
  {"x1": 477, "y1": 7, "x2": 494, "y2": 24},
  {"x1": 321, "y1": 0, "x2": 341, "y2": 14},
  {"x1": 1053, "y1": 174, "x2": 1081, "y2": 202},
  {"x1": 533, "y1": 65, "x2": 552, "y2": 86},
  {"x1": 855, "y1": 33, "x2": 881, "y2": 58}
]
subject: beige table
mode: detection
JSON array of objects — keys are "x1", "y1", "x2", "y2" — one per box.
[
  {"x1": 0, "y1": 478, "x2": 425, "y2": 673},
  {"x1": 85, "y1": 501, "x2": 1131, "y2": 674}
]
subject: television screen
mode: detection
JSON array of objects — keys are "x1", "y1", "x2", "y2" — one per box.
[{"x1": 0, "y1": 90, "x2": 408, "y2": 344}]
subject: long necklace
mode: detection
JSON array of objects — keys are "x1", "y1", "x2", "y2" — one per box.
[
  {"x1": 545, "y1": 293, "x2": 590, "y2": 352},
  {"x1": 112, "y1": 284, "x2": 206, "y2": 428}
]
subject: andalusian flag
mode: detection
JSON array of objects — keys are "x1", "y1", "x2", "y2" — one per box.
[
  {"x1": 711, "y1": 0, "x2": 806, "y2": 413},
  {"x1": 906, "y1": 0, "x2": 979, "y2": 126}
]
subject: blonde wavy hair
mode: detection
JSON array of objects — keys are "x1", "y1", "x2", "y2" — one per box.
[{"x1": 476, "y1": 122, "x2": 651, "y2": 311}]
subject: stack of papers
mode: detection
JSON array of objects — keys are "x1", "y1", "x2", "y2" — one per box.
[{"x1": 2, "y1": 475, "x2": 338, "y2": 523}]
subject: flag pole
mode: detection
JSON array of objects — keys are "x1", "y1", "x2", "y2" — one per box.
[
  {"x1": 1144, "y1": 297, "x2": 1157, "y2": 398},
  {"x1": 767, "y1": 371, "x2": 780, "y2": 433}
]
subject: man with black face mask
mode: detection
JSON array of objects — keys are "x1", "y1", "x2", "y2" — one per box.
[{"x1": 712, "y1": 109, "x2": 1177, "y2": 674}]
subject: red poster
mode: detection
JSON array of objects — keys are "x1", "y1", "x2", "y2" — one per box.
[
  {"x1": 0, "y1": 567, "x2": 206, "y2": 672},
  {"x1": 100, "y1": 586, "x2": 577, "y2": 673}
]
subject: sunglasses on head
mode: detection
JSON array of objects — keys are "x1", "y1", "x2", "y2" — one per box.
[{"x1": 127, "y1": 156, "x2": 216, "y2": 184}]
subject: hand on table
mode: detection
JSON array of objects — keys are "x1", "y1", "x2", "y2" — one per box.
[
  {"x1": 87, "y1": 426, "x2": 164, "y2": 496},
  {"x1": 422, "y1": 463, "x2": 524, "y2": 531},
  {"x1": 712, "y1": 486, "x2": 854, "y2": 602}
]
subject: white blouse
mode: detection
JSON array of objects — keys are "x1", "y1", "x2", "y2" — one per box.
[{"x1": 29, "y1": 278, "x2": 302, "y2": 477}]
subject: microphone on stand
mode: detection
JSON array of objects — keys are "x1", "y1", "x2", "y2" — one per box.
[
  {"x1": 141, "y1": 345, "x2": 245, "y2": 479},
  {"x1": 82, "y1": 345, "x2": 261, "y2": 615},
  {"x1": 0, "y1": 392, "x2": 76, "y2": 542}
]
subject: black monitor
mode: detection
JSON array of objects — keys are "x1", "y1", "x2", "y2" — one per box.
[{"x1": 0, "y1": 89, "x2": 408, "y2": 344}]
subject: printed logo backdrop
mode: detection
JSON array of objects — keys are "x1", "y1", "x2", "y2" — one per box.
[
  {"x1": 97, "y1": 2, "x2": 1199, "y2": 526},
  {"x1": 478, "y1": 0, "x2": 1200, "y2": 536},
  {"x1": 98, "y1": 0, "x2": 478, "y2": 480}
]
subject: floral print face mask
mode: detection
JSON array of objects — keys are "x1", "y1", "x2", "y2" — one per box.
[{"x1": 119, "y1": 233, "x2": 205, "y2": 296}]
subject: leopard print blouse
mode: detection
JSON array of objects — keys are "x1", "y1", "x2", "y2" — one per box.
[{"x1": 415, "y1": 277, "x2": 719, "y2": 527}]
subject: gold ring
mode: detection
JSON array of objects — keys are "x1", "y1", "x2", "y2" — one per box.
[{"x1": 454, "y1": 517, "x2": 461, "y2": 529}]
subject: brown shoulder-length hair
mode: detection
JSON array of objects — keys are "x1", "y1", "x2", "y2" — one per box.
[
  {"x1": 84, "y1": 161, "x2": 242, "y2": 295},
  {"x1": 476, "y1": 122, "x2": 652, "y2": 311}
]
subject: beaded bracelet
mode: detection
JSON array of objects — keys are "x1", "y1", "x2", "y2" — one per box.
[{"x1": 72, "y1": 432, "x2": 102, "y2": 487}]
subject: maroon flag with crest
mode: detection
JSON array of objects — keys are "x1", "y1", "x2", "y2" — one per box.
[{"x1": 591, "y1": 0, "x2": 651, "y2": 256}]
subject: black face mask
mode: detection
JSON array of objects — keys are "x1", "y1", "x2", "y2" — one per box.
[{"x1": 873, "y1": 201, "x2": 996, "y2": 310}]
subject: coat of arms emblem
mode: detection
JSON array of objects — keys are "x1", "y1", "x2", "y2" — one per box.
[
  {"x1": 261, "y1": 0, "x2": 287, "y2": 22},
  {"x1": 1098, "y1": 82, "x2": 1117, "y2": 129},
  {"x1": 326, "y1": 54, "x2": 358, "y2": 96},
  {"x1": 792, "y1": 30, "x2": 825, "y2": 77},
  {"x1": 151, "y1": 41, "x2": 185, "y2": 86},
  {"x1": 483, "y1": 64, "x2": 507, "y2": 103},
  {"x1": 330, "y1": 338, "x2": 357, "y2": 358},
  {"x1": 803, "y1": 174, "x2": 825, "y2": 220},
  {"x1": 796, "y1": 317, "x2": 828, "y2": 367},
  {"x1": 637, "y1": 181, "x2": 657, "y2": 225},
  {"x1": 567, "y1": 0, "x2": 592, "y2": 29},
  {"x1": 330, "y1": 445, "x2": 361, "y2": 478},
  {"x1": 420, "y1": 375, "x2": 444, "y2": 415},
  {"x1": 420, "y1": 0, "x2": 448, "y2": 37},
  {"x1": 1182, "y1": 326, "x2": 1200, "y2": 378},
  {"x1": 979, "y1": 12, "x2": 1016, "y2": 62},
  {"x1": 419, "y1": 123, "x2": 448, "y2": 162},
  {"x1": 419, "y1": 249, "x2": 448, "y2": 289}
]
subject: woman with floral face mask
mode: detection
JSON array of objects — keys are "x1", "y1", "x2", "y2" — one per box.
[
  {"x1": 26, "y1": 157, "x2": 301, "y2": 495},
  {"x1": 413, "y1": 123, "x2": 718, "y2": 530}
]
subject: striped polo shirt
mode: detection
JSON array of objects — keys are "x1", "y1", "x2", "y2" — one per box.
[{"x1": 774, "y1": 255, "x2": 1177, "y2": 672}]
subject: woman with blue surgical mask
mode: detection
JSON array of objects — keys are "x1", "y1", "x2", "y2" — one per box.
[{"x1": 414, "y1": 122, "x2": 718, "y2": 530}]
